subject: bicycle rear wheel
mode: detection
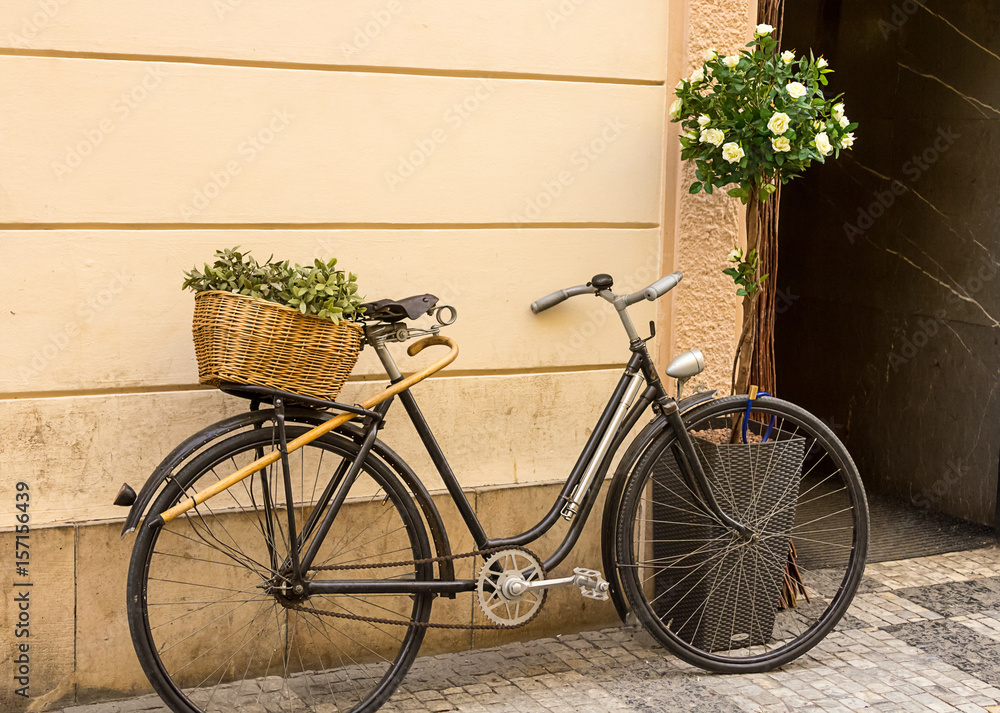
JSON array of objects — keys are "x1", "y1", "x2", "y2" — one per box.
[
  {"x1": 617, "y1": 395, "x2": 868, "y2": 672},
  {"x1": 127, "y1": 426, "x2": 433, "y2": 713}
]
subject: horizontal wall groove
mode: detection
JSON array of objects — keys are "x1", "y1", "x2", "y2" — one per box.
[
  {"x1": 0, "y1": 47, "x2": 665, "y2": 86},
  {"x1": 0, "y1": 365, "x2": 627, "y2": 401},
  {"x1": 0, "y1": 222, "x2": 661, "y2": 231}
]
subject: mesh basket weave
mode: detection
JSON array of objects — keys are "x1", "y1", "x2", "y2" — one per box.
[
  {"x1": 651, "y1": 426, "x2": 804, "y2": 652},
  {"x1": 192, "y1": 291, "x2": 364, "y2": 400}
]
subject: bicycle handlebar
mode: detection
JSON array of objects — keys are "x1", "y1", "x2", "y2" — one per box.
[
  {"x1": 530, "y1": 285, "x2": 596, "y2": 314},
  {"x1": 530, "y1": 272, "x2": 683, "y2": 313},
  {"x1": 622, "y1": 271, "x2": 683, "y2": 306}
]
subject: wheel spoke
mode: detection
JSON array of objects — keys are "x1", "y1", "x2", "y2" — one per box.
[
  {"x1": 617, "y1": 396, "x2": 868, "y2": 672},
  {"x1": 129, "y1": 426, "x2": 432, "y2": 713}
]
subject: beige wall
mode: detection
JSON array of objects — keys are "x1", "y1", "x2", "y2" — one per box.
[{"x1": 0, "y1": 0, "x2": 750, "y2": 707}]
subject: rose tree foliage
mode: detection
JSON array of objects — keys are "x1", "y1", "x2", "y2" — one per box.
[{"x1": 670, "y1": 25, "x2": 857, "y2": 204}]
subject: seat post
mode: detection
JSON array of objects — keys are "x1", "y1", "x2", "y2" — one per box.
[{"x1": 365, "y1": 325, "x2": 405, "y2": 381}]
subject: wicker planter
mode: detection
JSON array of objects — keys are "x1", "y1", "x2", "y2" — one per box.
[
  {"x1": 192, "y1": 290, "x2": 364, "y2": 400},
  {"x1": 651, "y1": 426, "x2": 804, "y2": 651}
]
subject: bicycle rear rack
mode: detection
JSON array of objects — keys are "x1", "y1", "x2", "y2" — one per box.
[{"x1": 150, "y1": 335, "x2": 459, "y2": 527}]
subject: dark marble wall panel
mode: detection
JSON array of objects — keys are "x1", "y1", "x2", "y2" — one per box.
[{"x1": 778, "y1": 0, "x2": 1000, "y2": 526}]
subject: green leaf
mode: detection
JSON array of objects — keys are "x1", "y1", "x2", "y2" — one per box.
[
  {"x1": 689, "y1": 182, "x2": 703, "y2": 194},
  {"x1": 182, "y1": 247, "x2": 365, "y2": 321}
]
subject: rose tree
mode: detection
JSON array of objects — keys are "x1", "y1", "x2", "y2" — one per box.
[
  {"x1": 669, "y1": 24, "x2": 857, "y2": 394},
  {"x1": 671, "y1": 25, "x2": 856, "y2": 203}
]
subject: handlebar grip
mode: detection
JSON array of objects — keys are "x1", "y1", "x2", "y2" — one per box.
[
  {"x1": 530, "y1": 285, "x2": 595, "y2": 314},
  {"x1": 642, "y1": 271, "x2": 683, "y2": 300},
  {"x1": 623, "y1": 271, "x2": 683, "y2": 306}
]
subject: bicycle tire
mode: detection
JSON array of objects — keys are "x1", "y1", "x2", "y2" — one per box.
[
  {"x1": 616, "y1": 395, "x2": 869, "y2": 672},
  {"x1": 127, "y1": 426, "x2": 433, "y2": 713}
]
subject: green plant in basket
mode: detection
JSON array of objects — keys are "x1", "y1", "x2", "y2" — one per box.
[{"x1": 182, "y1": 247, "x2": 364, "y2": 323}]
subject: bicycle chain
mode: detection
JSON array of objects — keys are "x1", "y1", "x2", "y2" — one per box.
[{"x1": 291, "y1": 545, "x2": 545, "y2": 630}]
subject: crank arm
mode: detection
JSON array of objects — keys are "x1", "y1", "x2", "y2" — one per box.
[{"x1": 502, "y1": 567, "x2": 610, "y2": 600}]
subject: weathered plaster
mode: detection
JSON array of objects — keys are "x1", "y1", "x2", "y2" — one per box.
[{"x1": 666, "y1": 0, "x2": 754, "y2": 393}]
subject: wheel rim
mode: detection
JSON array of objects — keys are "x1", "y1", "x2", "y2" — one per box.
[
  {"x1": 620, "y1": 397, "x2": 868, "y2": 668},
  {"x1": 130, "y1": 428, "x2": 431, "y2": 713}
]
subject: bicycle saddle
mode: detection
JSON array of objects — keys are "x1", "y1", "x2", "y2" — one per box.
[{"x1": 360, "y1": 293, "x2": 438, "y2": 322}]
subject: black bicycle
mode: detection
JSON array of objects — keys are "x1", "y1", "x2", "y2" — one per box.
[{"x1": 121, "y1": 271, "x2": 869, "y2": 713}]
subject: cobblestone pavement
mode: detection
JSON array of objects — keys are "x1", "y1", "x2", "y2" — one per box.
[{"x1": 58, "y1": 547, "x2": 1000, "y2": 713}]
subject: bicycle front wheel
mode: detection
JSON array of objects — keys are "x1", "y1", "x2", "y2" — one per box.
[
  {"x1": 127, "y1": 426, "x2": 433, "y2": 713},
  {"x1": 617, "y1": 395, "x2": 868, "y2": 672}
]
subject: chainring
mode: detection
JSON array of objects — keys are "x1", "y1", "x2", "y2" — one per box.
[{"x1": 476, "y1": 548, "x2": 547, "y2": 627}]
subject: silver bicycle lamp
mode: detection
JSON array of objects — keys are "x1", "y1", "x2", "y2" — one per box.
[{"x1": 666, "y1": 349, "x2": 705, "y2": 401}]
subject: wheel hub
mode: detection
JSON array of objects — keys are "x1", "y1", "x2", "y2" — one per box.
[{"x1": 266, "y1": 575, "x2": 309, "y2": 606}]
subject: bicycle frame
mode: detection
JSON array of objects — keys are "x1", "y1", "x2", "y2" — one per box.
[
  {"x1": 304, "y1": 339, "x2": 667, "y2": 598},
  {"x1": 149, "y1": 278, "x2": 743, "y2": 597}
]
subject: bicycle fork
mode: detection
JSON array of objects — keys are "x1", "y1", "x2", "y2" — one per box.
[
  {"x1": 662, "y1": 400, "x2": 752, "y2": 538},
  {"x1": 633, "y1": 336, "x2": 751, "y2": 538}
]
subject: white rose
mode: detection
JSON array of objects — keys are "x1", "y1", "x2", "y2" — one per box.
[
  {"x1": 723, "y1": 55, "x2": 740, "y2": 69},
  {"x1": 756, "y1": 23, "x2": 774, "y2": 36},
  {"x1": 700, "y1": 128, "x2": 725, "y2": 146},
  {"x1": 727, "y1": 247, "x2": 743, "y2": 263},
  {"x1": 839, "y1": 115, "x2": 850, "y2": 128},
  {"x1": 815, "y1": 131, "x2": 833, "y2": 156},
  {"x1": 676, "y1": 80, "x2": 686, "y2": 91},
  {"x1": 771, "y1": 136, "x2": 791, "y2": 152},
  {"x1": 767, "y1": 112, "x2": 790, "y2": 135},
  {"x1": 721, "y1": 142, "x2": 745, "y2": 164},
  {"x1": 669, "y1": 98, "x2": 683, "y2": 119},
  {"x1": 832, "y1": 103, "x2": 845, "y2": 121},
  {"x1": 683, "y1": 131, "x2": 697, "y2": 141},
  {"x1": 689, "y1": 67, "x2": 705, "y2": 83},
  {"x1": 781, "y1": 50, "x2": 795, "y2": 64},
  {"x1": 841, "y1": 132, "x2": 856, "y2": 149},
  {"x1": 817, "y1": 58, "x2": 829, "y2": 69},
  {"x1": 703, "y1": 48, "x2": 718, "y2": 61},
  {"x1": 786, "y1": 82, "x2": 807, "y2": 99},
  {"x1": 697, "y1": 114, "x2": 711, "y2": 127},
  {"x1": 813, "y1": 120, "x2": 825, "y2": 130}
]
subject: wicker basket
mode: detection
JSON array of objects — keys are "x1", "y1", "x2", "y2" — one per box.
[
  {"x1": 651, "y1": 426, "x2": 804, "y2": 652},
  {"x1": 192, "y1": 290, "x2": 364, "y2": 400}
]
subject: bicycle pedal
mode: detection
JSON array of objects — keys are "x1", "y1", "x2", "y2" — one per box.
[{"x1": 572, "y1": 567, "x2": 610, "y2": 601}]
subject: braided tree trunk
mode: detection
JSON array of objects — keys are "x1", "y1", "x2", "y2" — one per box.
[{"x1": 732, "y1": 0, "x2": 785, "y2": 397}]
